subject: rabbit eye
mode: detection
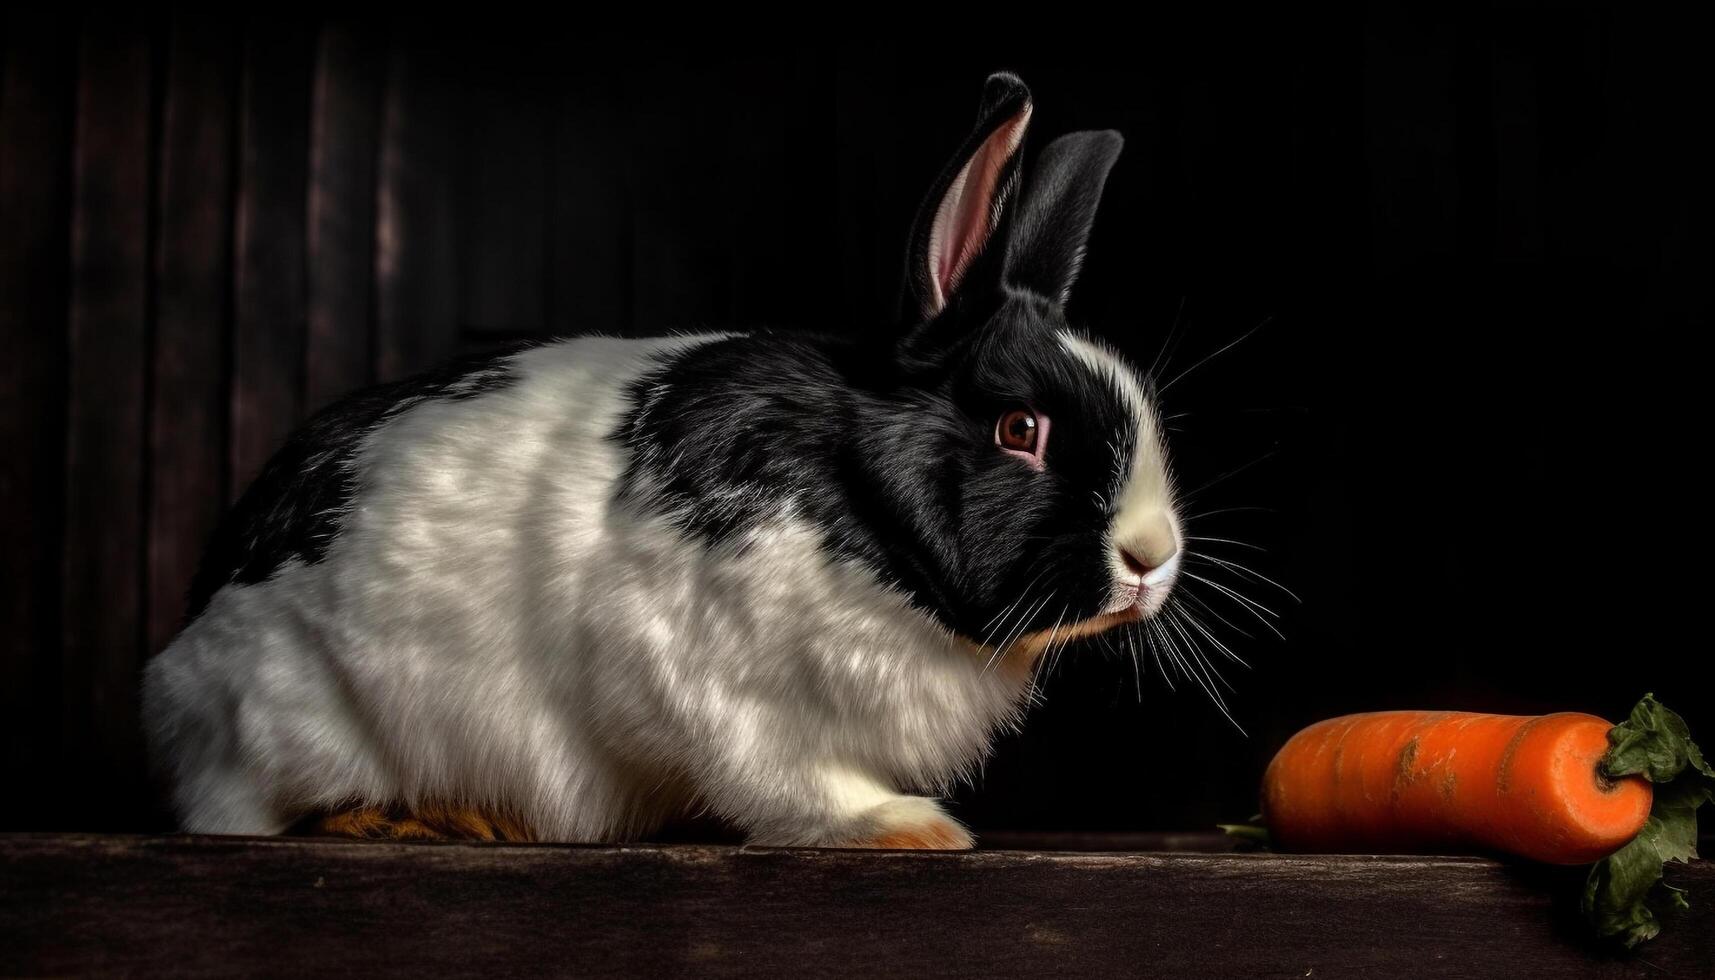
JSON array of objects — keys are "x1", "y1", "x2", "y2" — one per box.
[
  {"x1": 995, "y1": 409, "x2": 1049, "y2": 470},
  {"x1": 994, "y1": 405, "x2": 1042, "y2": 470},
  {"x1": 997, "y1": 410, "x2": 1038, "y2": 451}
]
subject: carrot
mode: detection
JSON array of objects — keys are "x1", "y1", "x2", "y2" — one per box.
[
  {"x1": 1261, "y1": 710, "x2": 1653, "y2": 865},
  {"x1": 1250, "y1": 696, "x2": 1714, "y2": 947}
]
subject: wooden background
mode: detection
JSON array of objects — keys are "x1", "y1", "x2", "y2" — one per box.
[{"x1": 1, "y1": 9, "x2": 1708, "y2": 834}]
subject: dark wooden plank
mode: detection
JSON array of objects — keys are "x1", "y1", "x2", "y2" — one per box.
[
  {"x1": 374, "y1": 29, "x2": 460, "y2": 380},
  {"x1": 459, "y1": 61, "x2": 547, "y2": 337},
  {"x1": 0, "y1": 836, "x2": 1708, "y2": 978},
  {"x1": 304, "y1": 18, "x2": 384, "y2": 413},
  {"x1": 229, "y1": 18, "x2": 313, "y2": 499},
  {"x1": 148, "y1": 15, "x2": 239, "y2": 653},
  {"x1": 0, "y1": 9, "x2": 76, "y2": 808},
  {"x1": 59, "y1": 12, "x2": 154, "y2": 815}
]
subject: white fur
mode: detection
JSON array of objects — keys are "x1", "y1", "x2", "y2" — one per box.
[
  {"x1": 1058, "y1": 331, "x2": 1182, "y2": 615},
  {"x1": 142, "y1": 335, "x2": 1025, "y2": 845}
]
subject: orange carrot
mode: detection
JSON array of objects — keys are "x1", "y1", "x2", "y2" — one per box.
[{"x1": 1261, "y1": 710, "x2": 1653, "y2": 865}]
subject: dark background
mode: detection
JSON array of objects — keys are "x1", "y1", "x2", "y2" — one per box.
[{"x1": 1, "y1": 8, "x2": 1707, "y2": 835}]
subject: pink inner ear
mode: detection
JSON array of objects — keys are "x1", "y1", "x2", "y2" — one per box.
[{"x1": 926, "y1": 104, "x2": 1032, "y2": 314}]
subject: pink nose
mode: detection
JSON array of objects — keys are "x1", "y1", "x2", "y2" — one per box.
[
  {"x1": 1119, "y1": 545, "x2": 1176, "y2": 579},
  {"x1": 1119, "y1": 546, "x2": 1153, "y2": 577}
]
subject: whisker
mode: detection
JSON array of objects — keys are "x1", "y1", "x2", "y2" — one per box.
[
  {"x1": 1159, "y1": 314, "x2": 1275, "y2": 395},
  {"x1": 982, "y1": 592, "x2": 1040, "y2": 674},
  {"x1": 1184, "y1": 534, "x2": 1267, "y2": 552},
  {"x1": 1180, "y1": 506, "x2": 1276, "y2": 521},
  {"x1": 1164, "y1": 605, "x2": 1227, "y2": 694},
  {"x1": 1042, "y1": 605, "x2": 1072, "y2": 671},
  {"x1": 1144, "y1": 621, "x2": 1175, "y2": 693},
  {"x1": 1180, "y1": 570, "x2": 1282, "y2": 621},
  {"x1": 987, "y1": 591, "x2": 1057, "y2": 675},
  {"x1": 1155, "y1": 616, "x2": 1196, "y2": 693},
  {"x1": 1147, "y1": 294, "x2": 1191, "y2": 382},
  {"x1": 979, "y1": 565, "x2": 1054, "y2": 644},
  {"x1": 1180, "y1": 571, "x2": 1287, "y2": 641},
  {"x1": 1162, "y1": 608, "x2": 1246, "y2": 734},
  {"x1": 1176, "y1": 586, "x2": 1256, "y2": 641},
  {"x1": 1167, "y1": 605, "x2": 1237, "y2": 694},
  {"x1": 1173, "y1": 602, "x2": 1251, "y2": 668},
  {"x1": 1178, "y1": 448, "x2": 1281, "y2": 502},
  {"x1": 977, "y1": 558, "x2": 1059, "y2": 647},
  {"x1": 1188, "y1": 553, "x2": 1301, "y2": 603},
  {"x1": 1126, "y1": 630, "x2": 1143, "y2": 702}
]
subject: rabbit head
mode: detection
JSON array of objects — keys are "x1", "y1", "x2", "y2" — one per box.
[{"x1": 877, "y1": 72, "x2": 1181, "y2": 653}]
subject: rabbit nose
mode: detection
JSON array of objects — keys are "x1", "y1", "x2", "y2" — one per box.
[
  {"x1": 1119, "y1": 545, "x2": 1174, "y2": 578},
  {"x1": 1117, "y1": 525, "x2": 1178, "y2": 580}
]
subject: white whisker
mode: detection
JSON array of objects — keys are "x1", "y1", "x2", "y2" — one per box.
[
  {"x1": 1174, "y1": 602, "x2": 1251, "y2": 668},
  {"x1": 1144, "y1": 621, "x2": 1175, "y2": 693},
  {"x1": 1176, "y1": 586, "x2": 1255, "y2": 641},
  {"x1": 1159, "y1": 314, "x2": 1274, "y2": 395},
  {"x1": 1162, "y1": 607, "x2": 1246, "y2": 734},
  {"x1": 1180, "y1": 571, "x2": 1285, "y2": 640},
  {"x1": 1184, "y1": 534, "x2": 1267, "y2": 552},
  {"x1": 1189, "y1": 552, "x2": 1301, "y2": 603}
]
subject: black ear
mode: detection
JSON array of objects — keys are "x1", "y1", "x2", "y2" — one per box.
[
  {"x1": 1003, "y1": 130, "x2": 1124, "y2": 305},
  {"x1": 901, "y1": 72, "x2": 1034, "y2": 322}
]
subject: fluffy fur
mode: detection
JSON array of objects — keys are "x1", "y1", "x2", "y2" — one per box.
[{"x1": 142, "y1": 73, "x2": 1183, "y2": 848}]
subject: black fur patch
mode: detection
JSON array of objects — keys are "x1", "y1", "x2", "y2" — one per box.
[
  {"x1": 615, "y1": 296, "x2": 1144, "y2": 640},
  {"x1": 185, "y1": 346, "x2": 528, "y2": 617}
]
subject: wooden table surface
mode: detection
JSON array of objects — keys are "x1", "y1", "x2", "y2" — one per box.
[{"x1": 2, "y1": 833, "x2": 1709, "y2": 978}]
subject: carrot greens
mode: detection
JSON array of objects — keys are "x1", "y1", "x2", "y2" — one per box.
[{"x1": 1582, "y1": 695, "x2": 1714, "y2": 947}]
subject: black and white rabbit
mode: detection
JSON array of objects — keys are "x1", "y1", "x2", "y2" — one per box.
[{"x1": 142, "y1": 72, "x2": 1183, "y2": 848}]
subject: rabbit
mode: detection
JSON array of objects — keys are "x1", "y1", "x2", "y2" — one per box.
[{"x1": 141, "y1": 71, "x2": 1184, "y2": 849}]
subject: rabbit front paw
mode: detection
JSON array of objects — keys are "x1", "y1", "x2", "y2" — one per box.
[
  {"x1": 852, "y1": 798, "x2": 974, "y2": 849},
  {"x1": 816, "y1": 796, "x2": 974, "y2": 850}
]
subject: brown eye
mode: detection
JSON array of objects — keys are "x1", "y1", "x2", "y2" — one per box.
[{"x1": 997, "y1": 409, "x2": 1039, "y2": 452}]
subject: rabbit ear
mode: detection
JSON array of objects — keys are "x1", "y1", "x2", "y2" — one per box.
[
  {"x1": 1003, "y1": 130, "x2": 1124, "y2": 305},
  {"x1": 902, "y1": 72, "x2": 1033, "y2": 321}
]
